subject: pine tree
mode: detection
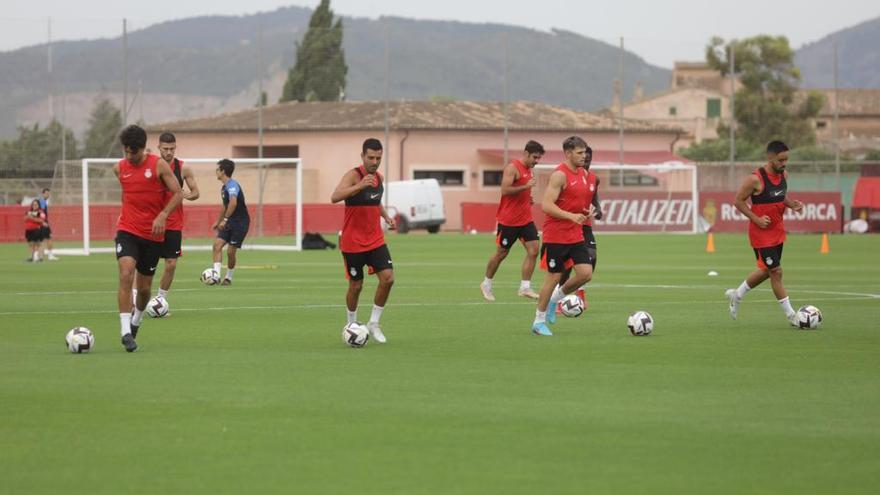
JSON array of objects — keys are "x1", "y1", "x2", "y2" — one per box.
[
  {"x1": 280, "y1": 0, "x2": 348, "y2": 102},
  {"x1": 82, "y1": 98, "x2": 123, "y2": 158}
]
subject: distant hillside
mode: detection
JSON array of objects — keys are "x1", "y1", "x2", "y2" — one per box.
[
  {"x1": 0, "y1": 6, "x2": 670, "y2": 139},
  {"x1": 796, "y1": 15, "x2": 880, "y2": 89}
]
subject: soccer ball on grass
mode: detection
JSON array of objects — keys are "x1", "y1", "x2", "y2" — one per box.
[
  {"x1": 146, "y1": 296, "x2": 169, "y2": 318},
  {"x1": 627, "y1": 311, "x2": 653, "y2": 336},
  {"x1": 66, "y1": 327, "x2": 94, "y2": 353},
  {"x1": 342, "y1": 322, "x2": 370, "y2": 348},
  {"x1": 558, "y1": 294, "x2": 584, "y2": 318},
  {"x1": 795, "y1": 305, "x2": 823, "y2": 330},
  {"x1": 200, "y1": 268, "x2": 220, "y2": 285}
]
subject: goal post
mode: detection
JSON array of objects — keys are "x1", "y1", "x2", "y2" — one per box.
[
  {"x1": 55, "y1": 157, "x2": 303, "y2": 255},
  {"x1": 533, "y1": 162, "x2": 700, "y2": 233}
]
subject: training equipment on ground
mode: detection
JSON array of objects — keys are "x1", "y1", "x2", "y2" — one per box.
[
  {"x1": 146, "y1": 296, "x2": 169, "y2": 318},
  {"x1": 201, "y1": 268, "x2": 220, "y2": 285},
  {"x1": 66, "y1": 327, "x2": 94, "y2": 353},
  {"x1": 342, "y1": 322, "x2": 370, "y2": 348},
  {"x1": 627, "y1": 311, "x2": 654, "y2": 336},
  {"x1": 559, "y1": 294, "x2": 585, "y2": 318},
  {"x1": 796, "y1": 305, "x2": 823, "y2": 330},
  {"x1": 52, "y1": 157, "x2": 304, "y2": 256}
]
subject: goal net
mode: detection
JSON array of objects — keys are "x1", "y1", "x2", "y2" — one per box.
[
  {"x1": 51, "y1": 158, "x2": 303, "y2": 255},
  {"x1": 533, "y1": 162, "x2": 700, "y2": 233}
]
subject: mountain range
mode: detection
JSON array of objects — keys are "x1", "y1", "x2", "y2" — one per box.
[{"x1": 0, "y1": 6, "x2": 877, "y2": 140}]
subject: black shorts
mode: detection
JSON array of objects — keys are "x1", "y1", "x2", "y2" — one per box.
[
  {"x1": 540, "y1": 242, "x2": 593, "y2": 273},
  {"x1": 496, "y1": 222, "x2": 539, "y2": 249},
  {"x1": 25, "y1": 228, "x2": 42, "y2": 243},
  {"x1": 217, "y1": 219, "x2": 249, "y2": 247},
  {"x1": 754, "y1": 243, "x2": 784, "y2": 270},
  {"x1": 40, "y1": 226, "x2": 51, "y2": 240},
  {"x1": 342, "y1": 244, "x2": 393, "y2": 281},
  {"x1": 115, "y1": 230, "x2": 162, "y2": 276},
  {"x1": 160, "y1": 230, "x2": 183, "y2": 259}
]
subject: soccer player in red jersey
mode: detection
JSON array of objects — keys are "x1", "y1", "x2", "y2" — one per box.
[
  {"x1": 531, "y1": 136, "x2": 596, "y2": 336},
  {"x1": 132, "y1": 132, "x2": 200, "y2": 309},
  {"x1": 331, "y1": 138, "x2": 397, "y2": 343},
  {"x1": 480, "y1": 140, "x2": 544, "y2": 301},
  {"x1": 114, "y1": 125, "x2": 183, "y2": 352},
  {"x1": 556, "y1": 145, "x2": 602, "y2": 311},
  {"x1": 725, "y1": 140, "x2": 804, "y2": 326}
]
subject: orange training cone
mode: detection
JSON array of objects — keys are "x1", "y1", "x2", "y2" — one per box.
[
  {"x1": 820, "y1": 233, "x2": 830, "y2": 254},
  {"x1": 706, "y1": 233, "x2": 716, "y2": 253}
]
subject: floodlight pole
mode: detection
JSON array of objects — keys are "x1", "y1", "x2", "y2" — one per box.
[
  {"x1": 503, "y1": 32, "x2": 510, "y2": 167},
  {"x1": 833, "y1": 40, "x2": 840, "y2": 192},
  {"x1": 383, "y1": 23, "x2": 390, "y2": 207},
  {"x1": 123, "y1": 19, "x2": 128, "y2": 125},
  {"x1": 257, "y1": 18, "x2": 265, "y2": 238}
]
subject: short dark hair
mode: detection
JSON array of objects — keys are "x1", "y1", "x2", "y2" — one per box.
[
  {"x1": 563, "y1": 136, "x2": 588, "y2": 152},
  {"x1": 362, "y1": 138, "x2": 383, "y2": 154},
  {"x1": 524, "y1": 140, "x2": 545, "y2": 155},
  {"x1": 119, "y1": 125, "x2": 147, "y2": 150},
  {"x1": 217, "y1": 158, "x2": 235, "y2": 178},
  {"x1": 42, "y1": 188, "x2": 50, "y2": 193},
  {"x1": 585, "y1": 145, "x2": 593, "y2": 155},
  {"x1": 158, "y1": 132, "x2": 176, "y2": 143},
  {"x1": 767, "y1": 140, "x2": 789, "y2": 154}
]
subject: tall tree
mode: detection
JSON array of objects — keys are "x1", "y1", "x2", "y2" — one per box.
[
  {"x1": 82, "y1": 98, "x2": 123, "y2": 158},
  {"x1": 280, "y1": 0, "x2": 348, "y2": 102},
  {"x1": 707, "y1": 36, "x2": 825, "y2": 148},
  {"x1": 0, "y1": 121, "x2": 77, "y2": 178}
]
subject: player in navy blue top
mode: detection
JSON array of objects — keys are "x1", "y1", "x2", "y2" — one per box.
[
  {"x1": 38, "y1": 188, "x2": 59, "y2": 260},
  {"x1": 211, "y1": 159, "x2": 250, "y2": 285}
]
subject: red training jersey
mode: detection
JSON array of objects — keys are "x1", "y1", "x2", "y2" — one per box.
[
  {"x1": 24, "y1": 210, "x2": 45, "y2": 230},
  {"x1": 117, "y1": 153, "x2": 168, "y2": 242},
  {"x1": 748, "y1": 167, "x2": 787, "y2": 248},
  {"x1": 496, "y1": 159, "x2": 534, "y2": 227},
  {"x1": 165, "y1": 158, "x2": 185, "y2": 231},
  {"x1": 340, "y1": 166, "x2": 385, "y2": 253},
  {"x1": 541, "y1": 164, "x2": 591, "y2": 244}
]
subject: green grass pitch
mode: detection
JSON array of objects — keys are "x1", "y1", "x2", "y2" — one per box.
[{"x1": 1, "y1": 233, "x2": 879, "y2": 494}]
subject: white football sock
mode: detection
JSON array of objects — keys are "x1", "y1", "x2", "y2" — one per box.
[
  {"x1": 778, "y1": 297, "x2": 795, "y2": 318},
  {"x1": 132, "y1": 308, "x2": 144, "y2": 326},
  {"x1": 550, "y1": 286, "x2": 565, "y2": 304},
  {"x1": 346, "y1": 309, "x2": 357, "y2": 324},
  {"x1": 520, "y1": 280, "x2": 531, "y2": 290},
  {"x1": 158, "y1": 288, "x2": 168, "y2": 299},
  {"x1": 370, "y1": 305, "x2": 384, "y2": 324},
  {"x1": 534, "y1": 309, "x2": 547, "y2": 324},
  {"x1": 132, "y1": 288, "x2": 138, "y2": 305},
  {"x1": 213, "y1": 262, "x2": 221, "y2": 274},
  {"x1": 32, "y1": 251, "x2": 39, "y2": 261},
  {"x1": 225, "y1": 268, "x2": 234, "y2": 280},
  {"x1": 120, "y1": 313, "x2": 132, "y2": 337},
  {"x1": 735, "y1": 281, "x2": 751, "y2": 300},
  {"x1": 483, "y1": 277, "x2": 493, "y2": 288}
]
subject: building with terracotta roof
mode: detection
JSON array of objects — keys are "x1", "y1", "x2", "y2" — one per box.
[{"x1": 147, "y1": 100, "x2": 684, "y2": 231}]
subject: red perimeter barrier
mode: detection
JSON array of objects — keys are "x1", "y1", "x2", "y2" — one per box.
[
  {"x1": 0, "y1": 204, "x2": 344, "y2": 243},
  {"x1": 462, "y1": 191, "x2": 843, "y2": 234}
]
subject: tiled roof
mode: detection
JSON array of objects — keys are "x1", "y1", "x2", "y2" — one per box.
[{"x1": 147, "y1": 100, "x2": 681, "y2": 134}]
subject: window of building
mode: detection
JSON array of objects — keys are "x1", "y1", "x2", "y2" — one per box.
[
  {"x1": 609, "y1": 170, "x2": 659, "y2": 187},
  {"x1": 706, "y1": 98, "x2": 721, "y2": 118},
  {"x1": 482, "y1": 170, "x2": 503, "y2": 187},
  {"x1": 816, "y1": 121, "x2": 827, "y2": 129},
  {"x1": 414, "y1": 170, "x2": 465, "y2": 186},
  {"x1": 669, "y1": 106, "x2": 677, "y2": 116}
]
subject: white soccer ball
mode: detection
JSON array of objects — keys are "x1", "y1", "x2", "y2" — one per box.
[
  {"x1": 66, "y1": 327, "x2": 94, "y2": 353},
  {"x1": 796, "y1": 305, "x2": 823, "y2": 330},
  {"x1": 200, "y1": 268, "x2": 220, "y2": 285},
  {"x1": 627, "y1": 311, "x2": 654, "y2": 336},
  {"x1": 146, "y1": 296, "x2": 169, "y2": 318},
  {"x1": 342, "y1": 322, "x2": 370, "y2": 348},
  {"x1": 559, "y1": 294, "x2": 584, "y2": 318}
]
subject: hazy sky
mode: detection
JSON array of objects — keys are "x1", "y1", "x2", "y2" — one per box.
[{"x1": 2, "y1": 0, "x2": 878, "y2": 67}]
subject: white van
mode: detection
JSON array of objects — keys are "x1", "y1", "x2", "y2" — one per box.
[{"x1": 384, "y1": 179, "x2": 445, "y2": 233}]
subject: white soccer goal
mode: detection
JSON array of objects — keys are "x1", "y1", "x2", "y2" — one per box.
[
  {"x1": 54, "y1": 158, "x2": 303, "y2": 255},
  {"x1": 533, "y1": 162, "x2": 700, "y2": 233}
]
